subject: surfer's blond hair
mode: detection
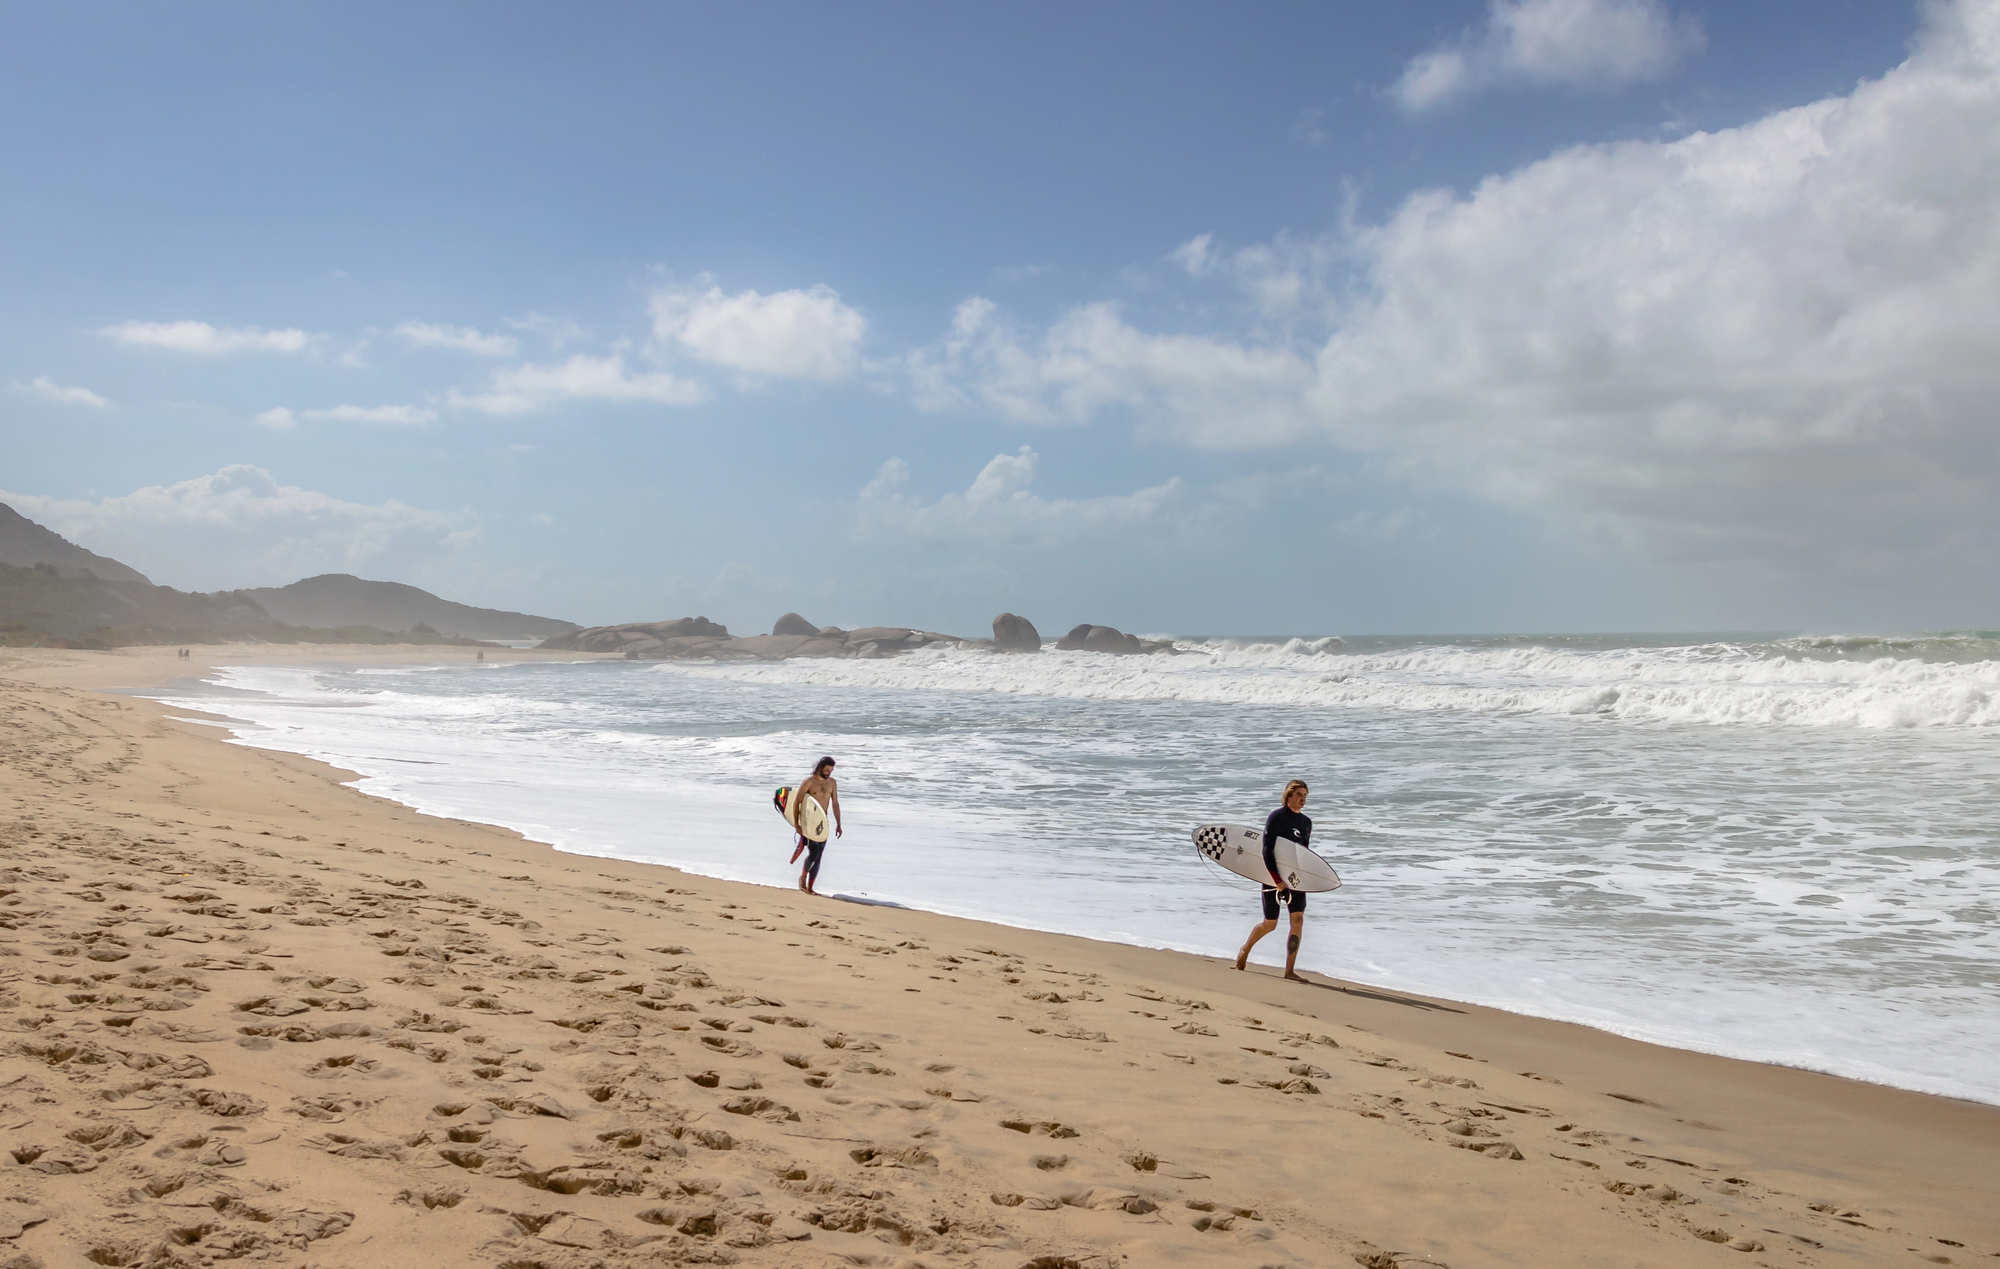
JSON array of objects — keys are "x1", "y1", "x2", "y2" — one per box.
[{"x1": 1283, "y1": 779, "x2": 1308, "y2": 800}]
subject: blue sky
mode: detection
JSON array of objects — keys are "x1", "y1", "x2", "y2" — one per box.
[{"x1": 4, "y1": 0, "x2": 1993, "y2": 635}]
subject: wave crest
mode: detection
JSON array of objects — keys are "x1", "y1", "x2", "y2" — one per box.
[{"x1": 658, "y1": 634, "x2": 2000, "y2": 729}]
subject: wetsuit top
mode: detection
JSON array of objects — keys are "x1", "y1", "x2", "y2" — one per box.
[{"x1": 1262, "y1": 806, "x2": 1312, "y2": 890}]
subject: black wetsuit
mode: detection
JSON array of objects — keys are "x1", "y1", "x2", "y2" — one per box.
[{"x1": 1261, "y1": 805, "x2": 1312, "y2": 920}]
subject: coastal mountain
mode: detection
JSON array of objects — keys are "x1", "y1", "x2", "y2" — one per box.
[
  {"x1": 0, "y1": 562, "x2": 273, "y2": 641},
  {"x1": 0, "y1": 501, "x2": 558, "y2": 648},
  {"x1": 244, "y1": 574, "x2": 577, "y2": 641},
  {"x1": 0, "y1": 502, "x2": 151, "y2": 583}
]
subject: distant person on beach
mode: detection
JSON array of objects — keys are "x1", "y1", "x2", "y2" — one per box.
[
  {"x1": 1236, "y1": 779, "x2": 1312, "y2": 981},
  {"x1": 795, "y1": 755, "x2": 842, "y2": 895}
]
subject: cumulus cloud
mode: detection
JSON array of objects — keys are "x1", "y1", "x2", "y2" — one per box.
[
  {"x1": 1395, "y1": 0, "x2": 1703, "y2": 112},
  {"x1": 907, "y1": 297, "x2": 1313, "y2": 442},
  {"x1": 448, "y1": 354, "x2": 708, "y2": 416},
  {"x1": 394, "y1": 321, "x2": 518, "y2": 357},
  {"x1": 100, "y1": 320, "x2": 312, "y2": 355},
  {"x1": 912, "y1": 0, "x2": 2000, "y2": 579},
  {"x1": 255, "y1": 404, "x2": 437, "y2": 429},
  {"x1": 857, "y1": 448, "x2": 1186, "y2": 547},
  {"x1": 0, "y1": 465, "x2": 474, "y2": 590},
  {"x1": 651, "y1": 283, "x2": 866, "y2": 380},
  {"x1": 13, "y1": 376, "x2": 109, "y2": 408}
]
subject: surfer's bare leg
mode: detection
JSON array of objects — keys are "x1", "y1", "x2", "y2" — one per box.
[
  {"x1": 1236, "y1": 919, "x2": 1277, "y2": 970},
  {"x1": 1282, "y1": 912, "x2": 1306, "y2": 981}
]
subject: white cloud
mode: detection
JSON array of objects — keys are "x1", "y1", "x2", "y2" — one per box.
[
  {"x1": 650, "y1": 283, "x2": 866, "y2": 380},
  {"x1": 912, "y1": 0, "x2": 2000, "y2": 579},
  {"x1": 255, "y1": 403, "x2": 437, "y2": 429},
  {"x1": 908, "y1": 296, "x2": 1314, "y2": 442},
  {"x1": 505, "y1": 311, "x2": 588, "y2": 348},
  {"x1": 857, "y1": 448, "x2": 1187, "y2": 548},
  {"x1": 448, "y1": 353, "x2": 708, "y2": 416},
  {"x1": 100, "y1": 320, "x2": 312, "y2": 355},
  {"x1": 395, "y1": 321, "x2": 518, "y2": 357},
  {"x1": 0, "y1": 465, "x2": 475, "y2": 590},
  {"x1": 1395, "y1": 0, "x2": 1703, "y2": 112},
  {"x1": 14, "y1": 376, "x2": 109, "y2": 408}
]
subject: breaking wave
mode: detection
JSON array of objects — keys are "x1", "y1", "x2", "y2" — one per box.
[{"x1": 661, "y1": 633, "x2": 2000, "y2": 729}]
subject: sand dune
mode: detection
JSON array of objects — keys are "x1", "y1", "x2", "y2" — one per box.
[{"x1": 1, "y1": 645, "x2": 1994, "y2": 1268}]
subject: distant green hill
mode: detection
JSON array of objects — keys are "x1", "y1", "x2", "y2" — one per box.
[
  {"x1": 0, "y1": 562, "x2": 495, "y2": 648},
  {"x1": 0, "y1": 502, "x2": 558, "y2": 649},
  {"x1": 0, "y1": 561, "x2": 271, "y2": 642},
  {"x1": 0, "y1": 502, "x2": 150, "y2": 583},
  {"x1": 244, "y1": 574, "x2": 576, "y2": 641}
]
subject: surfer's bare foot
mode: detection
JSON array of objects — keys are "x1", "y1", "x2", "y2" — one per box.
[{"x1": 1283, "y1": 971, "x2": 1308, "y2": 982}]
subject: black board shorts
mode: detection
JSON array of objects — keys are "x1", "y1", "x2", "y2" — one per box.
[{"x1": 1261, "y1": 885, "x2": 1307, "y2": 920}]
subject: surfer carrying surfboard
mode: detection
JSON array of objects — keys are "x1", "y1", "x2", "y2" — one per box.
[
  {"x1": 1235, "y1": 779, "x2": 1313, "y2": 981},
  {"x1": 793, "y1": 756, "x2": 842, "y2": 895}
]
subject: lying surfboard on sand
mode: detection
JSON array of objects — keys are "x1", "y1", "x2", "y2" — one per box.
[{"x1": 1191, "y1": 823, "x2": 1340, "y2": 892}]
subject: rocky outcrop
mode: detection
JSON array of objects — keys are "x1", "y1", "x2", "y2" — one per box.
[
  {"x1": 771, "y1": 612, "x2": 819, "y2": 637},
  {"x1": 536, "y1": 617, "x2": 730, "y2": 655},
  {"x1": 993, "y1": 613, "x2": 1041, "y2": 652},
  {"x1": 537, "y1": 618, "x2": 970, "y2": 661},
  {"x1": 1055, "y1": 623, "x2": 1176, "y2": 654}
]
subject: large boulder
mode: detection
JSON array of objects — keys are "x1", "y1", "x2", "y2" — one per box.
[
  {"x1": 772, "y1": 612, "x2": 818, "y2": 637},
  {"x1": 1056, "y1": 623, "x2": 1142, "y2": 654},
  {"x1": 1054, "y1": 623, "x2": 1176, "y2": 655},
  {"x1": 732, "y1": 634, "x2": 851, "y2": 659},
  {"x1": 538, "y1": 616, "x2": 727, "y2": 652},
  {"x1": 992, "y1": 613, "x2": 1041, "y2": 652},
  {"x1": 626, "y1": 634, "x2": 752, "y2": 660}
]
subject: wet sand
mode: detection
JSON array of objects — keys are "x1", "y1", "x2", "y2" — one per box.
[{"x1": 1, "y1": 644, "x2": 1994, "y2": 1268}]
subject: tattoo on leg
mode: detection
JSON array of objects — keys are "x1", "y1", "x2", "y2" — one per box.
[{"x1": 1286, "y1": 934, "x2": 1300, "y2": 954}]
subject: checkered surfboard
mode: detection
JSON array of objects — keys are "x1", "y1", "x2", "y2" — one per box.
[{"x1": 1190, "y1": 823, "x2": 1341, "y2": 892}]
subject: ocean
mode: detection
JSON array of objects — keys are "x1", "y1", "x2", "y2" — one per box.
[{"x1": 150, "y1": 633, "x2": 2000, "y2": 1105}]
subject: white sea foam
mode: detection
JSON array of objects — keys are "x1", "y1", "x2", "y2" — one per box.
[
  {"x1": 149, "y1": 637, "x2": 2000, "y2": 1106},
  {"x1": 659, "y1": 637, "x2": 2000, "y2": 729}
]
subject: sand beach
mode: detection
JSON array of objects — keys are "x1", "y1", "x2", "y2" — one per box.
[{"x1": 1, "y1": 645, "x2": 1994, "y2": 1269}]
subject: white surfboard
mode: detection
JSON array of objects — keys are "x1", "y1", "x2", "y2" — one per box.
[
  {"x1": 792, "y1": 793, "x2": 830, "y2": 843},
  {"x1": 1192, "y1": 823, "x2": 1340, "y2": 893}
]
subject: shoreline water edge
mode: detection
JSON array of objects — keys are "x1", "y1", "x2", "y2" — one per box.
[
  {"x1": 2, "y1": 643, "x2": 1996, "y2": 1268},
  {"x1": 143, "y1": 635, "x2": 2000, "y2": 1107}
]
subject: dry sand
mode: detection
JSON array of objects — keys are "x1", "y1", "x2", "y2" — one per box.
[{"x1": 1, "y1": 644, "x2": 1994, "y2": 1269}]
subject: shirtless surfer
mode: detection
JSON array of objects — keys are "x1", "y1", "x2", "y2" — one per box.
[
  {"x1": 1235, "y1": 779, "x2": 1311, "y2": 981},
  {"x1": 794, "y1": 755, "x2": 842, "y2": 895}
]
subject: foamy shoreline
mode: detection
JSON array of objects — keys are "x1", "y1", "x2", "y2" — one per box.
[
  {"x1": 166, "y1": 649, "x2": 2000, "y2": 1107},
  {"x1": 3, "y1": 643, "x2": 1996, "y2": 1268}
]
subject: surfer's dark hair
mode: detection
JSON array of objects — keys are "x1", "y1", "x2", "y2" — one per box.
[
  {"x1": 815, "y1": 756, "x2": 836, "y2": 774},
  {"x1": 1283, "y1": 779, "x2": 1308, "y2": 800}
]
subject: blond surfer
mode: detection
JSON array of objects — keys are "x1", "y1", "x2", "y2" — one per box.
[{"x1": 1236, "y1": 779, "x2": 1311, "y2": 981}]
